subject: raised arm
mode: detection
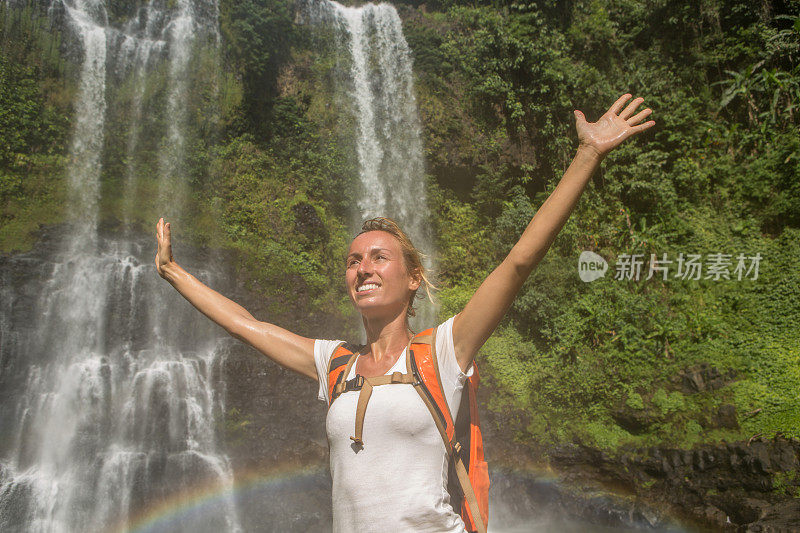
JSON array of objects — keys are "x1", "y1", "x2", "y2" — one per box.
[
  {"x1": 452, "y1": 93, "x2": 655, "y2": 372},
  {"x1": 155, "y1": 218, "x2": 317, "y2": 380}
]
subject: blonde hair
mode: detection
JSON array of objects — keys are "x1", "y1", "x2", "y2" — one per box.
[{"x1": 355, "y1": 217, "x2": 437, "y2": 318}]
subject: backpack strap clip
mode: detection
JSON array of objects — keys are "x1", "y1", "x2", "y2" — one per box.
[
  {"x1": 334, "y1": 373, "x2": 365, "y2": 396},
  {"x1": 451, "y1": 440, "x2": 462, "y2": 457},
  {"x1": 348, "y1": 373, "x2": 365, "y2": 391}
]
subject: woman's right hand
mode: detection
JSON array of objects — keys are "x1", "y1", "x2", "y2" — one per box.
[{"x1": 155, "y1": 217, "x2": 175, "y2": 279}]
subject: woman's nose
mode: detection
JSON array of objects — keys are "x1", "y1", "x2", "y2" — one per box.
[{"x1": 357, "y1": 257, "x2": 372, "y2": 274}]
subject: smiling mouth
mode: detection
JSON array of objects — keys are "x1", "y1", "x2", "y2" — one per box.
[{"x1": 356, "y1": 282, "x2": 380, "y2": 294}]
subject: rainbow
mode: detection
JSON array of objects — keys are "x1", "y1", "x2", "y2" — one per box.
[
  {"x1": 108, "y1": 460, "x2": 555, "y2": 532},
  {"x1": 109, "y1": 462, "x2": 329, "y2": 533}
]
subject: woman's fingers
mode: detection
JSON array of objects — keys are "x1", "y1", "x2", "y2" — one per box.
[
  {"x1": 608, "y1": 93, "x2": 633, "y2": 116},
  {"x1": 156, "y1": 218, "x2": 171, "y2": 244},
  {"x1": 632, "y1": 120, "x2": 656, "y2": 133},
  {"x1": 155, "y1": 218, "x2": 174, "y2": 276},
  {"x1": 618, "y1": 96, "x2": 645, "y2": 120},
  {"x1": 574, "y1": 109, "x2": 590, "y2": 130},
  {"x1": 627, "y1": 107, "x2": 652, "y2": 125}
]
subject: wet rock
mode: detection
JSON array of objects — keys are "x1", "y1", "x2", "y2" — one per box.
[
  {"x1": 692, "y1": 449, "x2": 707, "y2": 471},
  {"x1": 712, "y1": 496, "x2": 769, "y2": 525},
  {"x1": 684, "y1": 370, "x2": 706, "y2": 392},
  {"x1": 292, "y1": 202, "x2": 327, "y2": 243},
  {"x1": 715, "y1": 404, "x2": 739, "y2": 429},
  {"x1": 546, "y1": 435, "x2": 800, "y2": 532},
  {"x1": 611, "y1": 404, "x2": 656, "y2": 434},
  {"x1": 747, "y1": 499, "x2": 800, "y2": 531},
  {"x1": 676, "y1": 362, "x2": 736, "y2": 393},
  {"x1": 693, "y1": 505, "x2": 730, "y2": 529},
  {"x1": 487, "y1": 469, "x2": 677, "y2": 531}
]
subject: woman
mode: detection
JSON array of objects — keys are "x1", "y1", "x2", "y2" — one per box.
[{"x1": 155, "y1": 93, "x2": 654, "y2": 531}]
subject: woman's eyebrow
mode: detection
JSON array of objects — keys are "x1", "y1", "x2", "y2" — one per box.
[{"x1": 347, "y1": 247, "x2": 392, "y2": 258}]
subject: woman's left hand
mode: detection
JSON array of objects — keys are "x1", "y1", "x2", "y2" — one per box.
[{"x1": 574, "y1": 93, "x2": 655, "y2": 159}]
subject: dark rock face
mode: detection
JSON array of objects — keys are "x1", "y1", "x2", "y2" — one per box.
[
  {"x1": 675, "y1": 363, "x2": 737, "y2": 393},
  {"x1": 611, "y1": 404, "x2": 657, "y2": 434},
  {"x1": 488, "y1": 468, "x2": 680, "y2": 531},
  {"x1": 218, "y1": 284, "x2": 335, "y2": 531},
  {"x1": 550, "y1": 437, "x2": 800, "y2": 531},
  {"x1": 747, "y1": 499, "x2": 800, "y2": 531},
  {"x1": 292, "y1": 202, "x2": 327, "y2": 245},
  {"x1": 612, "y1": 366, "x2": 742, "y2": 436},
  {"x1": 715, "y1": 404, "x2": 740, "y2": 430}
]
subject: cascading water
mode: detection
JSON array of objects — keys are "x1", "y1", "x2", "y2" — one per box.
[
  {"x1": 296, "y1": 0, "x2": 438, "y2": 328},
  {"x1": 0, "y1": 1, "x2": 240, "y2": 531}
]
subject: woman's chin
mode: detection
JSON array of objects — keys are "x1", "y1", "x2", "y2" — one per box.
[
  {"x1": 354, "y1": 301, "x2": 402, "y2": 320},
  {"x1": 355, "y1": 303, "x2": 383, "y2": 317}
]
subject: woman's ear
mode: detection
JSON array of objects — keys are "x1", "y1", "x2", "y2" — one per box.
[{"x1": 409, "y1": 268, "x2": 422, "y2": 291}]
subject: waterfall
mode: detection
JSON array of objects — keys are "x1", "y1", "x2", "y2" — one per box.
[
  {"x1": 61, "y1": 0, "x2": 107, "y2": 251},
  {"x1": 297, "y1": 0, "x2": 438, "y2": 329},
  {"x1": 0, "y1": 0, "x2": 240, "y2": 531}
]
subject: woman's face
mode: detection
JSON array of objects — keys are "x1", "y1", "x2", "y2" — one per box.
[{"x1": 345, "y1": 230, "x2": 420, "y2": 320}]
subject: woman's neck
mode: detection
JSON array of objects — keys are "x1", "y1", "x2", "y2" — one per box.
[{"x1": 360, "y1": 312, "x2": 412, "y2": 365}]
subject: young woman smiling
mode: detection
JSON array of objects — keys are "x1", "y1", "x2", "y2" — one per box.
[{"x1": 156, "y1": 93, "x2": 655, "y2": 532}]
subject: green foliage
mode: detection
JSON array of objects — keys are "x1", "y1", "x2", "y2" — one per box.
[
  {"x1": 204, "y1": 135, "x2": 353, "y2": 326},
  {"x1": 626, "y1": 392, "x2": 644, "y2": 410},
  {"x1": 219, "y1": 0, "x2": 295, "y2": 135},
  {"x1": 405, "y1": 0, "x2": 800, "y2": 454},
  {"x1": 574, "y1": 420, "x2": 633, "y2": 449},
  {"x1": 0, "y1": 2, "x2": 71, "y2": 253},
  {"x1": 652, "y1": 389, "x2": 686, "y2": 415},
  {"x1": 772, "y1": 469, "x2": 800, "y2": 498},
  {"x1": 223, "y1": 407, "x2": 254, "y2": 445},
  {"x1": 430, "y1": 182, "x2": 493, "y2": 287},
  {"x1": 0, "y1": 56, "x2": 64, "y2": 166},
  {"x1": 482, "y1": 325, "x2": 538, "y2": 409}
]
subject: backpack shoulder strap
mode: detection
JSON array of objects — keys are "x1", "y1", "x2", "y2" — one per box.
[
  {"x1": 327, "y1": 342, "x2": 360, "y2": 406},
  {"x1": 406, "y1": 329, "x2": 487, "y2": 533},
  {"x1": 405, "y1": 327, "x2": 454, "y2": 441},
  {"x1": 463, "y1": 364, "x2": 490, "y2": 531}
]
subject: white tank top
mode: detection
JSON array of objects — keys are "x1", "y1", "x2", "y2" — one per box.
[{"x1": 314, "y1": 315, "x2": 474, "y2": 532}]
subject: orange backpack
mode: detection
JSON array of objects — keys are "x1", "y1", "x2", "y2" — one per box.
[{"x1": 326, "y1": 326, "x2": 490, "y2": 533}]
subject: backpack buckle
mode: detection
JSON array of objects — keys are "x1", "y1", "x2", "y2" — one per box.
[
  {"x1": 451, "y1": 440, "x2": 462, "y2": 457},
  {"x1": 345, "y1": 374, "x2": 365, "y2": 392}
]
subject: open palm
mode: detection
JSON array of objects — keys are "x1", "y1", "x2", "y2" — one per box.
[
  {"x1": 574, "y1": 94, "x2": 655, "y2": 158},
  {"x1": 155, "y1": 217, "x2": 174, "y2": 279}
]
